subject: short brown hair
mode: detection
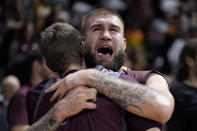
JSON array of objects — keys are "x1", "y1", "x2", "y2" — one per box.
[
  {"x1": 81, "y1": 8, "x2": 125, "y2": 35},
  {"x1": 39, "y1": 23, "x2": 82, "y2": 75}
]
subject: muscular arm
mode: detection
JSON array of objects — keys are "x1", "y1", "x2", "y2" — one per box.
[
  {"x1": 89, "y1": 70, "x2": 174, "y2": 123},
  {"x1": 25, "y1": 107, "x2": 61, "y2": 131},
  {"x1": 47, "y1": 69, "x2": 174, "y2": 123},
  {"x1": 9, "y1": 108, "x2": 61, "y2": 131},
  {"x1": 11, "y1": 125, "x2": 29, "y2": 131}
]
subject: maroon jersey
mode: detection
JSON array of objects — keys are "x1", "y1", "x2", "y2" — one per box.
[
  {"x1": 7, "y1": 85, "x2": 30, "y2": 127},
  {"x1": 26, "y1": 69, "x2": 163, "y2": 131}
]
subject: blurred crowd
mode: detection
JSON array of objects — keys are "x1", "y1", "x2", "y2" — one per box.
[
  {"x1": 0, "y1": 0, "x2": 197, "y2": 130},
  {"x1": 0, "y1": 0, "x2": 197, "y2": 80}
]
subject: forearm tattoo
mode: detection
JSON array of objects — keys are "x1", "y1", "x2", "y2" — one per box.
[
  {"x1": 91, "y1": 72, "x2": 156, "y2": 113},
  {"x1": 27, "y1": 108, "x2": 61, "y2": 131},
  {"x1": 49, "y1": 116, "x2": 57, "y2": 127}
]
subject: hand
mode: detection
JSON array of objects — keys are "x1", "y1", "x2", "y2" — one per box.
[
  {"x1": 45, "y1": 69, "x2": 99, "y2": 101},
  {"x1": 54, "y1": 86, "x2": 97, "y2": 122},
  {"x1": 120, "y1": 66, "x2": 131, "y2": 72}
]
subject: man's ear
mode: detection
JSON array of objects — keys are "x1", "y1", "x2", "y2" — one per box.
[{"x1": 123, "y1": 38, "x2": 127, "y2": 51}]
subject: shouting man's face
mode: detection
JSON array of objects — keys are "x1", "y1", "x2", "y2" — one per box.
[{"x1": 84, "y1": 14, "x2": 126, "y2": 71}]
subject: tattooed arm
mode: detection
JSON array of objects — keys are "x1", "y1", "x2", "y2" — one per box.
[
  {"x1": 90, "y1": 71, "x2": 174, "y2": 123},
  {"x1": 25, "y1": 107, "x2": 61, "y2": 131},
  {"x1": 26, "y1": 86, "x2": 97, "y2": 131},
  {"x1": 46, "y1": 69, "x2": 174, "y2": 123}
]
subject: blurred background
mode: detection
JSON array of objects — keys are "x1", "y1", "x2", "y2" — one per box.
[
  {"x1": 1, "y1": 0, "x2": 197, "y2": 82},
  {"x1": 0, "y1": 0, "x2": 197, "y2": 130}
]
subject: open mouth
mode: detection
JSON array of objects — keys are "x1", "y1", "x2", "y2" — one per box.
[{"x1": 98, "y1": 46, "x2": 113, "y2": 56}]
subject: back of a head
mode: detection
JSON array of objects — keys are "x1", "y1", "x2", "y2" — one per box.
[
  {"x1": 176, "y1": 38, "x2": 197, "y2": 81},
  {"x1": 39, "y1": 22, "x2": 83, "y2": 75},
  {"x1": 1, "y1": 75, "x2": 20, "y2": 101},
  {"x1": 81, "y1": 8, "x2": 124, "y2": 35}
]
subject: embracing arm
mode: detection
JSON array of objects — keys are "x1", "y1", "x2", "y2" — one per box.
[
  {"x1": 89, "y1": 71, "x2": 174, "y2": 123},
  {"x1": 25, "y1": 107, "x2": 62, "y2": 131},
  {"x1": 10, "y1": 125, "x2": 29, "y2": 131},
  {"x1": 46, "y1": 69, "x2": 174, "y2": 123},
  {"x1": 26, "y1": 86, "x2": 97, "y2": 131}
]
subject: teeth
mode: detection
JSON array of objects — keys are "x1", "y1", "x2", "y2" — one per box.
[
  {"x1": 98, "y1": 53, "x2": 103, "y2": 56},
  {"x1": 98, "y1": 52, "x2": 110, "y2": 56},
  {"x1": 98, "y1": 46, "x2": 113, "y2": 55},
  {"x1": 103, "y1": 46, "x2": 111, "y2": 49}
]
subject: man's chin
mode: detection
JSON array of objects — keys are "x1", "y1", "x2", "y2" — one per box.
[
  {"x1": 84, "y1": 49, "x2": 125, "y2": 72},
  {"x1": 96, "y1": 58, "x2": 113, "y2": 64},
  {"x1": 96, "y1": 53, "x2": 113, "y2": 60},
  {"x1": 97, "y1": 62, "x2": 110, "y2": 68}
]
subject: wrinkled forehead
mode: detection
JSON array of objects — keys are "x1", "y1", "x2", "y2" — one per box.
[{"x1": 86, "y1": 14, "x2": 124, "y2": 32}]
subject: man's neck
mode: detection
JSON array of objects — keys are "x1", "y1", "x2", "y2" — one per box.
[
  {"x1": 31, "y1": 73, "x2": 43, "y2": 85},
  {"x1": 62, "y1": 64, "x2": 85, "y2": 77}
]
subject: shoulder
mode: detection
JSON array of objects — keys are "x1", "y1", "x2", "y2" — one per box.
[
  {"x1": 121, "y1": 70, "x2": 158, "y2": 84},
  {"x1": 26, "y1": 80, "x2": 47, "y2": 99},
  {"x1": 26, "y1": 79, "x2": 49, "y2": 108},
  {"x1": 13, "y1": 85, "x2": 30, "y2": 99},
  {"x1": 26, "y1": 79, "x2": 48, "y2": 125}
]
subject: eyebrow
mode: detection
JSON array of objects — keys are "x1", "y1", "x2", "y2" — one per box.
[
  {"x1": 111, "y1": 24, "x2": 120, "y2": 30},
  {"x1": 89, "y1": 23, "x2": 102, "y2": 29},
  {"x1": 90, "y1": 23, "x2": 121, "y2": 30}
]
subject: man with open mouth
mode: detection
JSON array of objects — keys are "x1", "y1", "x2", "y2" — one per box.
[
  {"x1": 44, "y1": 8, "x2": 174, "y2": 130},
  {"x1": 26, "y1": 8, "x2": 174, "y2": 131}
]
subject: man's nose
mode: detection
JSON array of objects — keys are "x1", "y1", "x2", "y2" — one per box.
[{"x1": 100, "y1": 31, "x2": 111, "y2": 40}]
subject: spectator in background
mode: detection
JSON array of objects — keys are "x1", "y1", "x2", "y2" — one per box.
[
  {"x1": 1, "y1": 75, "x2": 21, "y2": 101},
  {"x1": 167, "y1": 38, "x2": 197, "y2": 131},
  {"x1": 7, "y1": 50, "x2": 55, "y2": 131},
  {"x1": 0, "y1": 75, "x2": 20, "y2": 131},
  {"x1": 5, "y1": 0, "x2": 35, "y2": 29},
  {"x1": 43, "y1": 1, "x2": 70, "y2": 30},
  {"x1": 71, "y1": 0, "x2": 93, "y2": 30},
  {"x1": 167, "y1": 10, "x2": 197, "y2": 82},
  {"x1": 33, "y1": 0, "x2": 52, "y2": 32},
  {"x1": 0, "y1": 0, "x2": 36, "y2": 80},
  {"x1": 7, "y1": 22, "x2": 38, "y2": 67}
]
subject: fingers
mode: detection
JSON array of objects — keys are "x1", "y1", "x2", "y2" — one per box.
[
  {"x1": 50, "y1": 87, "x2": 69, "y2": 102},
  {"x1": 46, "y1": 78, "x2": 70, "y2": 101},
  {"x1": 58, "y1": 92, "x2": 66, "y2": 101},
  {"x1": 67, "y1": 86, "x2": 97, "y2": 103},
  {"x1": 76, "y1": 88, "x2": 97, "y2": 110},
  {"x1": 85, "y1": 102, "x2": 96, "y2": 109},
  {"x1": 49, "y1": 82, "x2": 97, "y2": 103},
  {"x1": 85, "y1": 88, "x2": 97, "y2": 102},
  {"x1": 54, "y1": 86, "x2": 97, "y2": 118},
  {"x1": 121, "y1": 66, "x2": 131, "y2": 72},
  {"x1": 50, "y1": 89, "x2": 59, "y2": 102},
  {"x1": 45, "y1": 82, "x2": 59, "y2": 93}
]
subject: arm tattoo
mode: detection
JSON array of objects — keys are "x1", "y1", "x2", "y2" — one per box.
[
  {"x1": 91, "y1": 72, "x2": 156, "y2": 113},
  {"x1": 49, "y1": 117, "x2": 57, "y2": 127},
  {"x1": 27, "y1": 108, "x2": 61, "y2": 131}
]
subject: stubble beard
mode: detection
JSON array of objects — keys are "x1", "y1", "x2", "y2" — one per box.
[{"x1": 84, "y1": 46, "x2": 126, "y2": 72}]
